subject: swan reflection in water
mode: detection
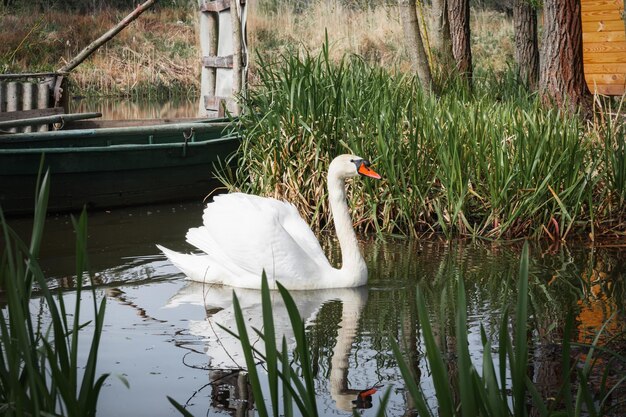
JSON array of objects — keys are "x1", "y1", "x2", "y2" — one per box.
[{"x1": 166, "y1": 282, "x2": 379, "y2": 413}]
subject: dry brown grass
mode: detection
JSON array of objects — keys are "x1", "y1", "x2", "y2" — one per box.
[
  {"x1": 1, "y1": 2, "x2": 514, "y2": 96},
  {"x1": 1, "y1": 7, "x2": 200, "y2": 96},
  {"x1": 248, "y1": 1, "x2": 407, "y2": 70},
  {"x1": 248, "y1": 1, "x2": 514, "y2": 75}
]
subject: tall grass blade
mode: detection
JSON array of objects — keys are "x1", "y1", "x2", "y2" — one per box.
[
  {"x1": 231, "y1": 291, "x2": 269, "y2": 417},
  {"x1": 389, "y1": 337, "x2": 434, "y2": 417},
  {"x1": 281, "y1": 337, "x2": 293, "y2": 417},
  {"x1": 479, "y1": 326, "x2": 509, "y2": 416},
  {"x1": 372, "y1": 387, "x2": 393, "y2": 417},
  {"x1": 261, "y1": 273, "x2": 279, "y2": 417},
  {"x1": 455, "y1": 277, "x2": 478, "y2": 416},
  {"x1": 414, "y1": 287, "x2": 455, "y2": 417},
  {"x1": 277, "y1": 282, "x2": 319, "y2": 417},
  {"x1": 512, "y1": 243, "x2": 530, "y2": 417},
  {"x1": 167, "y1": 396, "x2": 196, "y2": 417}
]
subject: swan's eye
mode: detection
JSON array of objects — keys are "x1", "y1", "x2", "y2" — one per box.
[{"x1": 351, "y1": 159, "x2": 363, "y2": 169}]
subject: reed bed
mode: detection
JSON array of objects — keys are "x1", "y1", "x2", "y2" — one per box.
[
  {"x1": 0, "y1": 172, "x2": 110, "y2": 416},
  {"x1": 226, "y1": 45, "x2": 625, "y2": 240}
]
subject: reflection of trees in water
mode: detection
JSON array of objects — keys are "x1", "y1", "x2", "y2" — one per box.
[
  {"x1": 70, "y1": 98, "x2": 198, "y2": 120},
  {"x1": 360, "y1": 239, "x2": 626, "y2": 415}
]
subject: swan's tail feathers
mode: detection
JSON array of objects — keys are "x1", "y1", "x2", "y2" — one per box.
[{"x1": 156, "y1": 244, "x2": 215, "y2": 283}]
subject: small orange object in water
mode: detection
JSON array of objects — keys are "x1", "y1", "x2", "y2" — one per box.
[{"x1": 358, "y1": 387, "x2": 379, "y2": 398}]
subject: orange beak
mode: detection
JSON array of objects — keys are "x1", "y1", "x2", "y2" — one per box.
[
  {"x1": 358, "y1": 163, "x2": 381, "y2": 179},
  {"x1": 358, "y1": 387, "x2": 379, "y2": 398}
]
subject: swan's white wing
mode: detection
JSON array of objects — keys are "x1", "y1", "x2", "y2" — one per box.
[
  {"x1": 186, "y1": 193, "x2": 332, "y2": 288},
  {"x1": 274, "y1": 199, "x2": 334, "y2": 268}
]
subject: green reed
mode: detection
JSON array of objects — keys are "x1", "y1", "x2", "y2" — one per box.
[
  {"x1": 228, "y1": 44, "x2": 619, "y2": 239},
  {"x1": 0, "y1": 172, "x2": 110, "y2": 416},
  {"x1": 599, "y1": 100, "x2": 626, "y2": 212},
  {"x1": 215, "y1": 244, "x2": 624, "y2": 417}
]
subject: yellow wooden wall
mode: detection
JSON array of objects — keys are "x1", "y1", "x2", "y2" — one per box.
[{"x1": 581, "y1": 0, "x2": 626, "y2": 95}]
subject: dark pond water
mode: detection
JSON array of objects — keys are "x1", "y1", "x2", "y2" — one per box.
[{"x1": 7, "y1": 202, "x2": 626, "y2": 416}]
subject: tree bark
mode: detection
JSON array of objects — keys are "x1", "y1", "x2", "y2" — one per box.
[
  {"x1": 399, "y1": 0, "x2": 434, "y2": 93},
  {"x1": 539, "y1": 0, "x2": 592, "y2": 115},
  {"x1": 447, "y1": 0, "x2": 472, "y2": 86},
  {"x1": 430, "y1": 0, "x2": 455, "y2": 80},
  {"x1": 513, "y1": 0, "x2": 539, "y2": 91}
]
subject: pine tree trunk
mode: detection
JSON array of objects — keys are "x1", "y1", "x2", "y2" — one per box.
[
  {"x1": 513, "y1": 0, "x2": 539, "y2": 90},
  {"x1": 447, "y1": 0, "x2": 472, "y2": 85},
  {"x1": 399, "y1": 0, "x2": 434, "y2": 93},
  {"x1": 539, "y1": 0, "x2": 591, "y2": 115}
]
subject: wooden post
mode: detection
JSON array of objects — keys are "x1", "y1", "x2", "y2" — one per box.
[
  {"x1": 198, "y1": 0, "x2": 219, "y2": 116},
  {"x1": 198, "y1": 0, "x2": 247, "y2": 117},
  {"x1": 230, "y1": 0, "x2": 243, "y2": 115}
]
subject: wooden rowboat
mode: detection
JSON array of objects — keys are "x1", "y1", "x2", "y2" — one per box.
[{"x1": 0, "y1": 118, "x2": 240, "y2": 215}]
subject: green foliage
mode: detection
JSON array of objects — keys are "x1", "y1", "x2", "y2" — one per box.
[
  {"x1": 601, "y1": 109, "x2": 626, "y2": 208},
  {"x1": 0, "y1": 171, "x2": 110, "y2": 416},
  {"x1": 227, "y1": 46, "x2": 612, "y2": 239}
]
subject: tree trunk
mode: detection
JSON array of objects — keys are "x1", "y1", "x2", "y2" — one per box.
[
  {"x1": 539, "y1": 0, "x2": 592, "y2": 115},
  {"x1": 513, "y1": 0, "x2": 539, "y2": 91},
  {"x1": 430, "y1": 0, "x2": 455, "y2": 81},
  {"x1": 447, "y1": 0, "x2": 472, "y2": 86},
  {"x1": 399, "y1": 0, "x2": 434, "y2": 93}
]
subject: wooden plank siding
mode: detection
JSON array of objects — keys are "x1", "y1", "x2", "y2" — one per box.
[{"x1": 581, "y1": 0, "x2": 626, "y2": 95}]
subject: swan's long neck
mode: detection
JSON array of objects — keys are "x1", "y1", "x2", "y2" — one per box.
[{"x1": 328, "y1": 170, "x2": 367, "y2": 285}]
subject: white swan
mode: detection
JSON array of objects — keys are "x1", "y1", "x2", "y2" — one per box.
[{"x1": 157, "y1": 154, "x2": 381, "y2": 290}]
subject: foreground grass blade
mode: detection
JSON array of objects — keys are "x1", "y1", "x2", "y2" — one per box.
[
  {"x1": 261, "y1": 274, "x2": 280, "y2": 417},
  {"x1": 277, "y1": 282, "x2": 319, "y2": 417},
  {"x1": 0, "y1": 170, "x2": 109, "y2": 416},
  {"x1": 415, "y1": 287, "x2": 455, "y2": 417},
  {"x1": 512, "y1": 243, "x2": 530, "y2": 417},
  {"x1": 389, "y1": 337, "x2": 434, "y2": 417},
  {"x1": 232, "y1": 291, "x2": 269, "y2": 417},
  {"x1": 167, "y1": 396, "x2": 196, "y2": 417},
  {"x1": 456, "y1": 277, "x2": 478, "y2": 416},
  {"x1": 281, "y1": 337, "x2": 293, "y2": 417}
]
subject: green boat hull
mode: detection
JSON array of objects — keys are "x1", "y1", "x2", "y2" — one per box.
[{"x1": 0, "y1": 121, "x2": 240, "y2": 215}]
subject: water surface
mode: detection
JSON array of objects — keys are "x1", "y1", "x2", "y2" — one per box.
[
  {"x1": 70, "y1": 97, "x2": 199, "y2": 120},
  {"x1": 8, "y1": 203, "x2": 626, "y2": 416}
]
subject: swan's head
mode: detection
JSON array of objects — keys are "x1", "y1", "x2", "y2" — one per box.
[{"x1": 330, "y1": 154, "x2": 382, "y2": 180}]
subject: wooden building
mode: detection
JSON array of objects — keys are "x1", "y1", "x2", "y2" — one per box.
[{"x1": 581, "y1": 0, "x2": 626, "y2": 95}]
